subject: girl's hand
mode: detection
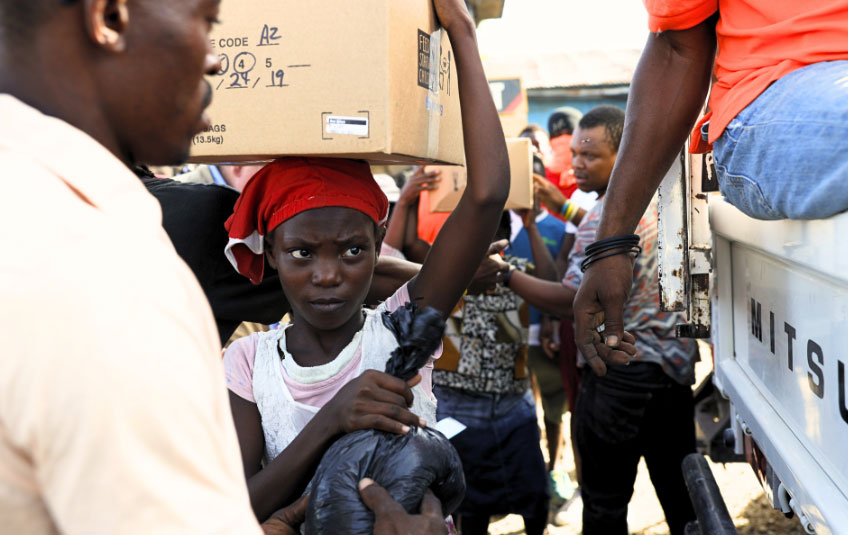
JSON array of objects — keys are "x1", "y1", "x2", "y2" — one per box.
[
  {"x1": 432, "y1": 0, "x2": 474, "y2": 34},
  {"x1": 324, "y1": 370, "x2": 424, "y2": 436}
]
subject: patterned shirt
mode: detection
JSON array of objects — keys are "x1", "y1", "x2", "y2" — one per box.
[
  {"x1": 563, "y1": 196, "x2": 698, "y2": 385},
  {"x1": 434, "y1": 256, "x2": 531, "y2": 395}
]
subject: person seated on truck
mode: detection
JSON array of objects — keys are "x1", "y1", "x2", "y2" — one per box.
[
  {"x1": 572, "y1": 1, "x2": 848, "y2": 383},
  {"x1": 219, "y1": 2, "x2": 513, "y2": 522},
  {"x1": 500, "y1": 106, "x2": 700, "y2": 535}
]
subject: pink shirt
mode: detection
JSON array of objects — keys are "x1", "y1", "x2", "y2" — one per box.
[{"x1": 224, "y1": 284, "x2": 439, "y2": 408}]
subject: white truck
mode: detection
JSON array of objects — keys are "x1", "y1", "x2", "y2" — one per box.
[{"x1": 656, "y1": 150, "x2": 848, "y2": 534}]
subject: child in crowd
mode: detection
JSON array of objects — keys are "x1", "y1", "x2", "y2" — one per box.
[
  {"x1": 433, "y1": 213, "x2": 550, "y2": 535},
  {"x1": 220, "y1": 0, "x2": 511, "y2": 522}
]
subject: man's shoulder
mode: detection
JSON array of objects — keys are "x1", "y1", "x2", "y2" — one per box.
[
  {"x1": 144, "y1": 175, "x2": 239, "y2": 207},
  {"x1": 1, "y1": 150, "x2": 76, "y2": 197}
]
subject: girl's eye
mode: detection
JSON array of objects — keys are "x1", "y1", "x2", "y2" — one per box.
[
  {"x1": 343, "y1": 246, "x2": 363, "y2": 258},
  {"x1": 290, "y1": 249, "x2": 311, "y2": 259}
]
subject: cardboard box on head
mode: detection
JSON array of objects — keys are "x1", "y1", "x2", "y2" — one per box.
[
  {"x1": 189, "y1": 0, "x2": 463, "y2": 165},
  {"x1": 427, "y1": 137, "x2": 533, "y2": 212}
]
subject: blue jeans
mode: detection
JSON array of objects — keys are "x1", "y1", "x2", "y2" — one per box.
[
  {"x1": 434, "y1": 386, "x2": 549, "y2": 520},
  {"x1": 712, "y1": 60, "x2": 848, "y2": 220}
]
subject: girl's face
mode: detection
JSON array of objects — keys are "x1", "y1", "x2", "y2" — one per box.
[{"x1": 266, "y1": 207, "x2": 380, "y2": 332}]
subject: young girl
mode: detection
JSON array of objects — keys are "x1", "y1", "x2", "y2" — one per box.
[{"x1": 221, "y1": 0, "x2": 511, "y2": 522}]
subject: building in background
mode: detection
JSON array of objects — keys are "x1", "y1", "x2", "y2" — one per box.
[{"x1": 483, "y1": 49, "x2": 639, "y2": 136}]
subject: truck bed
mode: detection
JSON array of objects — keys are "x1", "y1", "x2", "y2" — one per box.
[{"x1": 710, "y1": 197, "x2": 848, "y2": 534}]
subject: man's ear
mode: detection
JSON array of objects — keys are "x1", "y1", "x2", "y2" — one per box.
[{"x1": 83, "y1": 0, "x2": 128, "y2": 52}]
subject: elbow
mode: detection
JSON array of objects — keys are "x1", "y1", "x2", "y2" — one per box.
[{"x1": 471, "y1": 168, "x2": 510, "y2": 209}]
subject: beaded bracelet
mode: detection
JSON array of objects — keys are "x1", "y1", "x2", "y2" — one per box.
[{"x1": 560, "y1": 200, "x2": 579, "y2": 222}]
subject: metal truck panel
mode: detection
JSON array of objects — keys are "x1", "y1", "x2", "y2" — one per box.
[{"x1": 711, "y1": 196, "x2": 848, "y2": 534}]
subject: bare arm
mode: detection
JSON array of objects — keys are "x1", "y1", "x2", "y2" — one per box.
[
  {"x1": 401, "y1": 200, "x2": 433, "y2": 264},
  {"x1": 407, "y1": 2, "x2": 510, "y2": 315},
  {"x1": 382, "y1": 202, "x2": 411, "y2": 253},
  {"x1": 368, "y1": 256, "x2": 421, "y2": 304},
  {"x1": 507, "y1": 270, "x2": 576, "y2": 318},
  {"x1": 517, "y1": 210, "x2": 558, "y2": 281},
  {"x1": 383, "y1": 168, "x2": 441, "y2": 252},
  {"x1": 230, "y1": 371, "x2": 422, "y2": 521},
  {"x1": 534, "y1": 174, "x2": 586, "y2": 226},
  {"x1": 597, "y1": 21, "x2": 716, "y2": 239},
  {"x1": 573, "y1": 20, "x2": 716, "y2": 374},
  {"x1": 555, "y1": 233, "x2": 575, "y2": 280}
]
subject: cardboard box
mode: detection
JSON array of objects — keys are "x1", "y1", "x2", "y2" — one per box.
[
  {"x1": 189, "y1": 0, "x2": 463, "y2": 165},
  {"x1": 427, "y1": 138, "x2": 534, "y2": 212}
]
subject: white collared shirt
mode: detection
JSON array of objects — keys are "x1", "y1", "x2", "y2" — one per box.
[{"x1": 0, "y1": 95, "x2": 261, "y2": 534}]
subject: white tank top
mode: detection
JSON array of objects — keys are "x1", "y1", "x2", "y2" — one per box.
[{"x1": 252, "y1": 305, "x2": 438, "y2": 464}]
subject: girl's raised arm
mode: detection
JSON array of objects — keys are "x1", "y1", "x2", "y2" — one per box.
[{"x1": 408, "y1": 0, "x2": 510, "y2": 315}]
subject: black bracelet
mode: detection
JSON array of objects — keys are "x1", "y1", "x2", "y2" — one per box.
[
  {"x1": 581, "y1": 234, "x2": 642, "y2": 273},
  {"x1": 502, "y1": 266, "x2": 516, "y2": 287},
  {"x1": 584, "y1": 234, "x2": 640, "y2": 256},
  {"x1": 580, "y1": 247, "x2": 641, "y2": 272}
]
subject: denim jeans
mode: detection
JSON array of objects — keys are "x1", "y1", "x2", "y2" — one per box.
[
  {"x1": 434, "y1": 386, "x2": 549, "y2": 520},
  {"x1": 712, "y1": 60, "x2": 848, "y2": 220},
  {"x1": 576, "y1": 362, "x2": 696, "y2": 535}
]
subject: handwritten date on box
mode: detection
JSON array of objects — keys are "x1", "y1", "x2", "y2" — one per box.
[{"x1": 211, "y1": 25, "x2": 310, "y2": 91}]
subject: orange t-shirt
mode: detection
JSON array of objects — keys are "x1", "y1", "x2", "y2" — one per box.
[
  {"x1": 644, "y1": 0, "x2": 848, "y2": 150},
  {"x1": 417, "y1": 189, "x2": 451, "y2": 244}
]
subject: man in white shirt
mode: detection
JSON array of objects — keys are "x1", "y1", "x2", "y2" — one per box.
[
  {"x1": 0, "y1": 1, "x2": 436, "y2": 533},
  {"x1": 0, "y1": 1, "x2": 263, "y2": 533}
]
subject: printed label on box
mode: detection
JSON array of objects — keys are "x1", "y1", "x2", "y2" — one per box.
[
  {"x1": 325, "y1": 116, "x2": 369, "y2": 136},
  {"x1": 417, "y1": 30, "x2": 431, "y2": 89},
  {"x1": 417, "y1": 29, "x2": 451, "y2": 96}
]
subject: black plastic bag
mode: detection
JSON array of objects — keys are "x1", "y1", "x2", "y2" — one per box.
[{"x1": 304, "y1": 302, "x2": 466, "y2": 534}]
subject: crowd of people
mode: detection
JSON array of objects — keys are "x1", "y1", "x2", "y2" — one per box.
[{"x1": 2, "y1": 0, "x2": 846, "y2": 534}]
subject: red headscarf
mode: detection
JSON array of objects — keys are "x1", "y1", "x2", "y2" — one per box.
[{"x1": 225, "y1": 157, "x2": 389, "y2": 285}]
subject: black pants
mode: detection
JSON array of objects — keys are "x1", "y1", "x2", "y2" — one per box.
[{"x1": 575, "y1": 362, "x2": 696, "y2": 535}]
